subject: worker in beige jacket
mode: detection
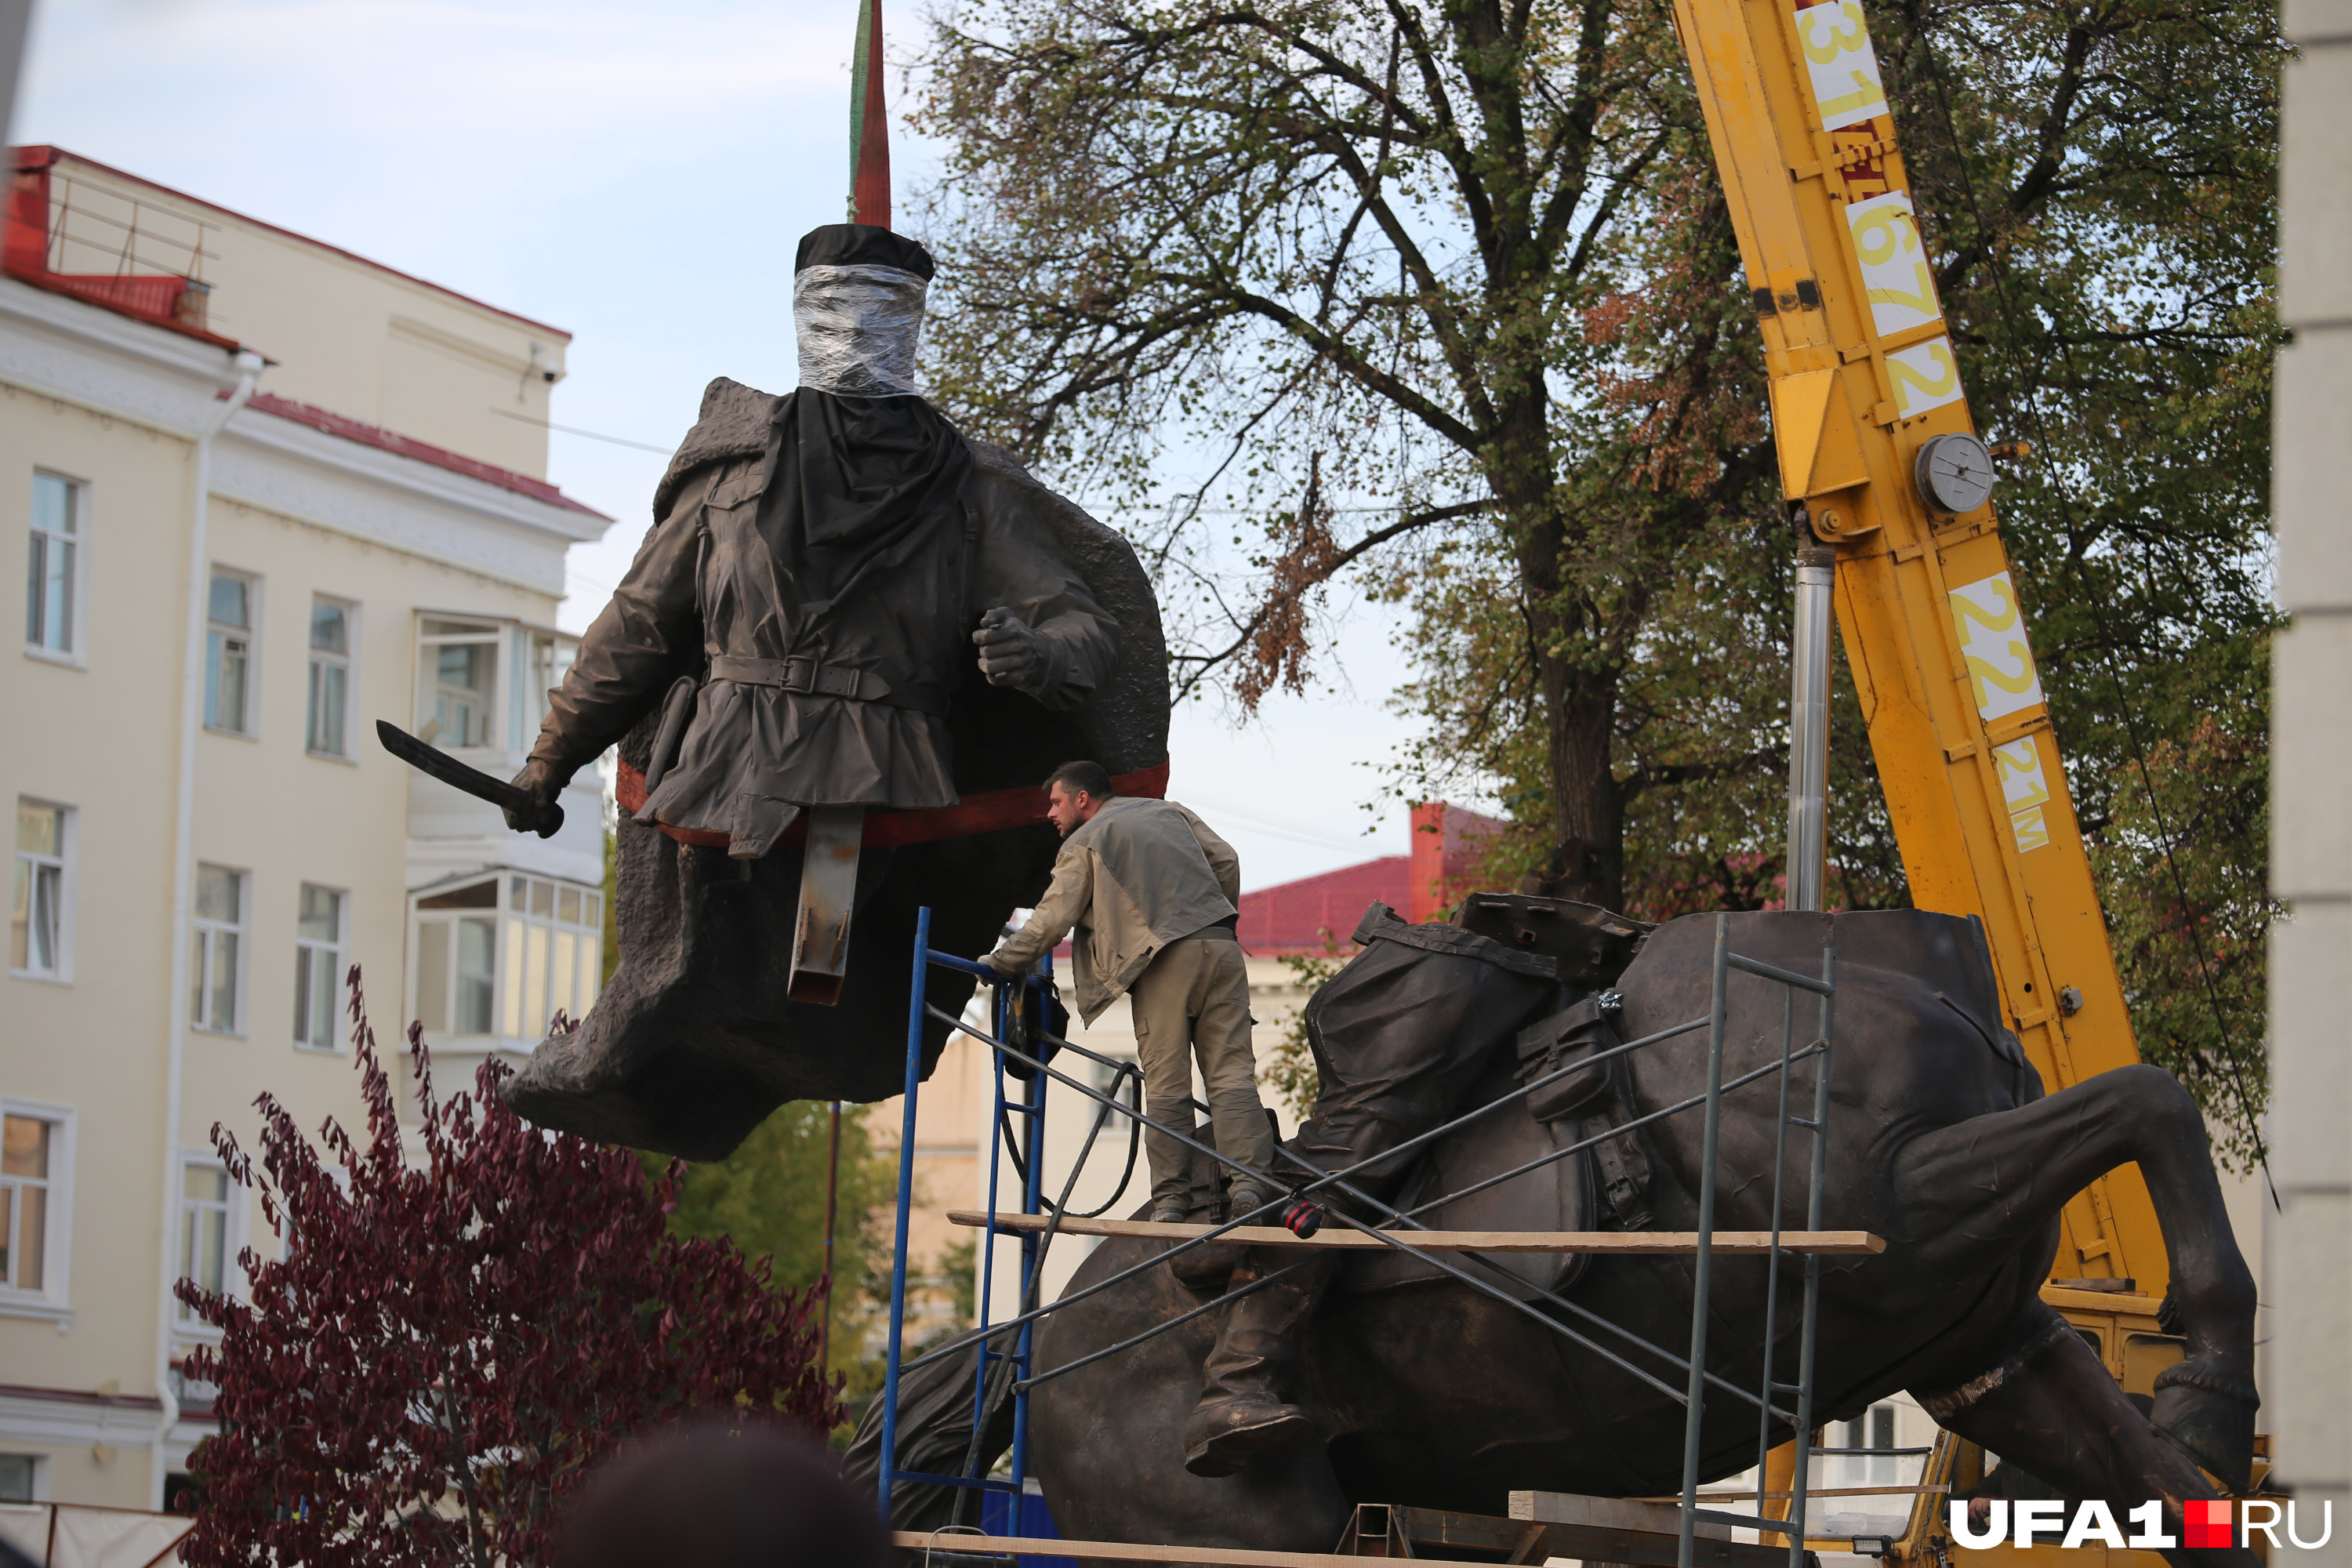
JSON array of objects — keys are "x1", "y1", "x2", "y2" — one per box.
[{"x1": 985, "y1": 760, "x2": 1277, "y2": 1225}]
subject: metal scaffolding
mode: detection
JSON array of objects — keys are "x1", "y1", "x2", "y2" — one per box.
[{"x1": 875, "y1": 909, "x2": 1847, "y2": 1568}]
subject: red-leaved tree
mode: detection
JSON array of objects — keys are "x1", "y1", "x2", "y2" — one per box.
[{"x1": 174, "y1": 971, "x2": 840, "y2": 1566}]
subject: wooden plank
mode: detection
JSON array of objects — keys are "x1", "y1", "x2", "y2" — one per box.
[
  {"x1": 1518, "y1": 1522, "x2": 1784, "y2": 1568},
  {"x1": 1396, "y1": 1506, "x2": 1784, "y2": 1568},
  {"x1": 1659, "y1": 1486, "x2": 1944, "y2": 1501},
  {"x1": 892, "y1": 1531, "x2": 1376, "y2": 1566},
  {"x1": 1637, "y1": 1486, "x2": 1950, "y2": 1501},
  {"x1": 893, "y1": 1517, "x2": 1789, "y2": 1568},
  {"x1": 948, "y1": 1211, "x2": 1886, "y2": 1256}
]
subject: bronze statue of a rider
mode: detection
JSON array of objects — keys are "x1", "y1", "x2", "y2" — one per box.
[
  {"x1": 487, "y1": 223, "x2": 1166, "y2": 1157},
  {"x1": 505, "y1": 223, "x2": 1110, "y2": 875}
]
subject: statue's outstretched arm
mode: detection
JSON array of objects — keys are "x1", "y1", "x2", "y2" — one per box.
[{"x1": 521, "y1": 466, "x2": 713, "y2": 788}]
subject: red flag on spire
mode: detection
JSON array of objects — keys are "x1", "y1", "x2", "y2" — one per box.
[{"x1": 848, "y1": 0, "x2": 891, "y2": 227}]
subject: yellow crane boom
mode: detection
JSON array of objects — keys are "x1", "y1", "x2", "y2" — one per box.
[{"x1": 1664, "y1": 0, "x2": 2164, "y2": 1294}]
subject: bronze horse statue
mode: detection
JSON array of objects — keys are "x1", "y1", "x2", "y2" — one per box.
[{"x1": 854, "y1": 906, "x2": 2257, "y2": 1566}]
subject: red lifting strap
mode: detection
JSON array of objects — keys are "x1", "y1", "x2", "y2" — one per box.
[{"x1": 613, "y1": 757, "x2": 1172, "y2": 852}]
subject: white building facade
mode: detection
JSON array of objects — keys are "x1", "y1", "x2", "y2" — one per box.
[{"x1": 0, "y1": 147, "x2": 609, "y2": 1511}]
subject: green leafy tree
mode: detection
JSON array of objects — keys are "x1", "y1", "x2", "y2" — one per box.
[
  {"x1": 913, "y1": 0, "x2": 1771, "y2": 913},
  {"x1": 1874, "y1": 0, "x2": 2283, "y2": 1163},
  {"x1": 653, "y1": 1103, "x2": 895, "y2": 1294},
  {"x1": 643, "y1": 1102, "x2": 900, "y2": 1427},
  {"x1": 1260, "y1": 952, "x2": 1349, "y2": 1122},
  {"x1": 909, "y1": 0, "x2": 2280, "y2": 1156}
]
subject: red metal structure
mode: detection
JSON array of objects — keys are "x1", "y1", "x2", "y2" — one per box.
[{"x1": 850, "y1": 0, "x2": 892, "y2": 227}]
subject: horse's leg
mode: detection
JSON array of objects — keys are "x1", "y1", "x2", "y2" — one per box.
[
  {"x1": 1889, "y1": 1064, "x2": 2257, "y2": 1486},
  {"x1": 1917, "y1": 1301, "x2": 2256, "y2": 1567},
  {"x1": 1030, "y1": 1240, "x2": 1353, "y2": 1555}
]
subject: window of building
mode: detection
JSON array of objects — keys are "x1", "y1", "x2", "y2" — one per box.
[
  {"x1": 191, "y1": 864, "x2": 245, "y2": 1033},
  {"x1": 1835, "y1": 1402, "x2": 1902, "y2": 1486},
  {"x1": 508, "y1": 626, "x2": 573, "y2": 750},
  {"x1": 416, "y1": 619, "x2": 499, "y2": 749},
  {"x1": 414, "y1": 615, "x2": 578, "y2": 753},
  {"x1": 293, "y1": 884, "x2": 345, "y2": 1050},
  {"x1": 176, "y1": 1160, "x2": 234, "y2": 1327},
  {"x1": 204, "y1": 571, "x2": 257, "y2": 735},
  {"x1": 0, "y1": 1106, "x2": 69, "y2": 1303},
  {"x1": 306, "y1": 598, "x2": 354, "y2": 757},
  {"x1": 411, "y1": 873, "x2": 601, "y2": 1040},
  {"x1": 11, "y1": 800, "x2": 70, "y2": 980},
  {"x1": 503, "y1": 873, "x2": 603, "y2": 1037},
  {"x1": 413, "y1": 880, "x2": 497, "y2": 1037},
  {"x1": 25, "y1": 471, "x2": 81, "y2": 658},
  {"x1": 0, "y1": 1453, "x2": 39, "y2": 1504}
]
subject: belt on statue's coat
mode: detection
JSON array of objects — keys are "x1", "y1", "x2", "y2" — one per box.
[
  {"x1": 707, "y1": 654, "x2": 950, "y2": 717},
  {"x1": 614, "y1": 757, "x2": 1173, "y2": 853}
]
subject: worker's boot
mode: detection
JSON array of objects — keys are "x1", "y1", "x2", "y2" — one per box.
[{"x1": 1181, "y1": 1252, "x2": 1337, "y2": 1477}]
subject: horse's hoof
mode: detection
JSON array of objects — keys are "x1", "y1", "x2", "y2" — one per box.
[
  {"x1": 1181, "y1": 1399, "x2": 1317, "y2": 1477},
  {"x1": 2151, "y1": 1357, "x2": 2259, "y2": 1492}
]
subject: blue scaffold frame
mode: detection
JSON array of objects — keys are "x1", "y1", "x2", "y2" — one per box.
[
  {"x1": 876, "y1": 908, "x2": 1845, "y2": 1568},
  {"x1": 877, "y1": 906, "x2": 1069, "y2": 1528}
]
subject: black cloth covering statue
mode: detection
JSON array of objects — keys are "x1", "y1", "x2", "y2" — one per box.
[{"x1": 510, "y1": 225, "x2": 1113, "y2": 856}]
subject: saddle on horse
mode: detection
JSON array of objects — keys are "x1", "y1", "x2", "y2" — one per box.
[{"x1": 1180, "y1": 895, "x2": 1653, "y2": 1477}]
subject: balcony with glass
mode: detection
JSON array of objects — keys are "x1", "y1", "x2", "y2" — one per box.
[
  {"x1": 408, "y1": 869, "x2": 604, "y2": 1058},
  {"x1": 404, "y1": 614, "x2": 603, "y2": 889}
]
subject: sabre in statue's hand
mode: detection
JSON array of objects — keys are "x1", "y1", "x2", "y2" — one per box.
[
  {"x1": 505, "y1": 757, "x2": 568, "y2": 838},
  {"x1": 975, "y1": 606, "x2": 1051, "y2": 692}
]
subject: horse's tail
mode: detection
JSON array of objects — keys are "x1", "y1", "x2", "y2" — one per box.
[{"x1": 842, "y1": 1327, "x2": 1019, "y2": 1537}]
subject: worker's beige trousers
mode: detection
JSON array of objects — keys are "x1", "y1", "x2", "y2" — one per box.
[{"x1": 1129, "y1": 936, "x2": 1276, "y2": 1210}]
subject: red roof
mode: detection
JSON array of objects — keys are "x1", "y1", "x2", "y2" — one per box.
[
  {"x1": 1234, "y1": 801, "x2": 1508, "y2": 956},
  {"x1": 4, "y1": 147, "x2": 606, "y2": 524},
  {"x1": 1237, "y1": 856, "x2": 1411, "y2": 956},
  {"x1": 10, "y1": 145, "x2": 571, "y2": 339},
  {"x1": 247, "y1": 392, "x2": 609, "y2": 520}
]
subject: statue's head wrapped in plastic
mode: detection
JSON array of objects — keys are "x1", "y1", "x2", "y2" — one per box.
[{"x1": 793, "y1": 223, "x2": 934, "y2": 396}]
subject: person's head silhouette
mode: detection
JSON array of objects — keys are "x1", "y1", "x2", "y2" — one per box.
[{"x1": 554, "y1": 1425, "x2": 887, "y2": 1568}]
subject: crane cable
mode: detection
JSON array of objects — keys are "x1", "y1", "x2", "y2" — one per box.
[{"x1": 1901, "y1": 5, "x2": 2277, "y2": 1203}]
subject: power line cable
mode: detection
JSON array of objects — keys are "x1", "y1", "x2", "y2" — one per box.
[{"x1": 493, "y1": 407, "x2": 672, "y2": 453}]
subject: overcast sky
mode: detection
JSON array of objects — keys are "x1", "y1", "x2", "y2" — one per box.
[{"x1": 17, "y1": 0, "x2": 1434, "y2": 885}]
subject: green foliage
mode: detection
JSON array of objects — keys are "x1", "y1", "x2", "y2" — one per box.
[
  {"x1": 1875, "y1": 0, "x2": 2284, "y2": 1162},
  {"x1": 939, "y1": 1236, "x2": 979, "y2": 1337},
  {"x1": 2089, "y1": 718, "x2": 2278, "y2": 1171},
  {"x1": 1259, "y1": 953, "x2": 1348, "y2": 1122},
  {"x1": 913, "y1": 0, "x2": 1775, "y2": 912},
  {"x1": 650, "y1": 1102, "x2": 895, "y2": 1294},
  {"x1": 602, "y1": 826, "x2": 620, "y2": 985},
  {"x1": 643, "y1": 1101, "x2": 899, "y2": 1411}
]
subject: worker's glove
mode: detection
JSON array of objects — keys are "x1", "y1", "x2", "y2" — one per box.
[
  {"x1": 973, "y1": 607, "x2": 1058, "y2": 696},
  {"x1": 504, "y1": 757, "x2": 569, "y2": 838}
]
